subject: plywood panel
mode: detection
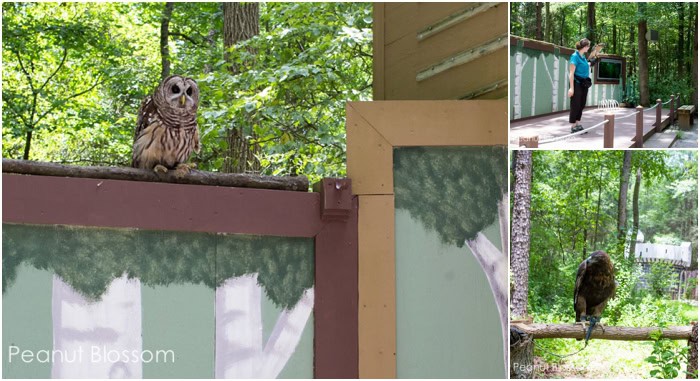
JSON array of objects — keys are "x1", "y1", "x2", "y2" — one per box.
[
  {"x1": 384, "y1": 2, "x2": 469, "y2": 45},
  {"x1": 346, "y1": 104, "x2": 393, "y2": 195},
  {"x1": 385, "y1": 4, "x2": 505, "y2": 71},
  {"x1": 349, "y1": 100, "x2": 508, "y2": 146},
  {"x1": 358, "y1": 195, "x2": 396, "y2": 378},
  {"x1": 377, "y1": 2, "x2": 507, "y2": 100}
]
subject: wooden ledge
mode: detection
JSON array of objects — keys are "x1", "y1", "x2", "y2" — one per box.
[{"x1": 2, "y1": 159, "x2": 309, "y2": 192}]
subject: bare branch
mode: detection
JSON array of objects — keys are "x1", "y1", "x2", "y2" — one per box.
[
  {"x1": 170, "y1": 31, "x2": 200, "y2": 45},
  {"x1": 14, "y1": 50, "x2": 35, "y2": 93},
  {"x1": 38, "y1": 46, "x2": 68, "y2": 91}
]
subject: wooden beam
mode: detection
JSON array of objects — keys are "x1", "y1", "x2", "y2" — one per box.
[
  {"x1": 2, "y1": 159, "x2": 308, "y2": 191},
  {"x1": 512, "y1": 323, "x2": 693, "y2": 341}
]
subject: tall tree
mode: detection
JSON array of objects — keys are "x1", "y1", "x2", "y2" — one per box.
[
  {"x1": 677, "y1": 2, "x2": 685, "y2": 77},
  {"x1": 693, "y1": 5, "x2": 698, "y2": 107},
  {"x1": 587, "y1": 2, "x2": 596, "y2": 42},
  {"x1": 617, "y1": 151, "x2": 632, "y2": 255},
  {"x1": 511, "y1": 151, "x2": 533, "y2": 319},
  {"x1": 222, "y1": 2, "x2": 260, "y2": 173},
  {"x1": 545, "y1": 3, "x2": 552, "y2": 43},
  {"x1": 160, "y1": 2, "x2": 175, "y2": 79},
  {"x1": 637, "y1": 3, "x2": 650, "y2": 106},
  {"x1": 629, "y1": 167, "x2": 642, "y2": 262},
  {"x1": 535, "y1": 2, "x2": 543, "y2": 40}
]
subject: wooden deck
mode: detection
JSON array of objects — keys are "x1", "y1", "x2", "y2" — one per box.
[{"x1": 510, "y1": 107, "x2": 667, "y2": 149}]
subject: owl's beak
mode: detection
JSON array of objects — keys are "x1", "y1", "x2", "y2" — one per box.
[{"x1": 179, "y1": 95, "x2": 186, "y2": 106}]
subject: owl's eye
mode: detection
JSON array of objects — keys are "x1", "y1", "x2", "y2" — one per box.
[
  {"x1": 172, "y1": 85, "x2": 181, "y2": 94},
  {"x1": 186, "y1": 87, "x2": 193, "y2": 96}
]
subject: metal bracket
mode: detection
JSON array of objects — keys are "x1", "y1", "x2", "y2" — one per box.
[{"x1": 313, "y1": 178, "x2": 353, "y2": 221}]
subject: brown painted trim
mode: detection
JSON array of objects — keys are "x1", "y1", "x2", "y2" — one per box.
[
  {"x1": 346, "y1": 101, "x2": 507, "y2": 378},
  {"x1": 314, "y1": 196, "x2": 359, "y2": 378},
  {"x1": 3, "y1": 174, "x2": 322, "y2": 237},
  {"x1": 3, "y1": 173, "x2": 359, "y2": 378}
]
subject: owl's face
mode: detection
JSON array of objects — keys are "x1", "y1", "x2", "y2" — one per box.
[{"x1": 157, "y1": 75, "x2": 199, "y2": 113}]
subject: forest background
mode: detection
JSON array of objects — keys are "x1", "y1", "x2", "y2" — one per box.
[
  {"x1": 511, "y1": 150, "x2": 698, "y2": 378},
  {"x1": 2, "y1": 2, "x2": 372, "y2": 183},
  {"x1": 510, "y1": 2, "x2": 698, "y2": 109}
]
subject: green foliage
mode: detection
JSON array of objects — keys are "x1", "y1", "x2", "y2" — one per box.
[
  {"x1": 648, "y1": 261, "x2": 677, "y2": 298},
  {"x1": 393, "y1": 146, "x2": 507, "y2": 246},
  {"x1": 3, "y1": 223, "x2": 313, "y2": 310},
  {"x1": 645, "y1": 332, "x2": 687, "y2": 379},
  {"x1": 2, "y1": 3, "x2": 372, "y2": 183}
]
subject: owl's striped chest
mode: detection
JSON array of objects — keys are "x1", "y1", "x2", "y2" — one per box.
[{"x1": 133, "y1": 122, "x2": 197, "y2": 169}]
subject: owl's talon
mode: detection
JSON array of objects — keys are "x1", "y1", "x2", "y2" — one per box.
[
  {"x1": 173, "y1": 163, "x2": 192, "y2": 179},
  {"x1": 153, "y1": 164, "x2": 168, "y2": 174}
]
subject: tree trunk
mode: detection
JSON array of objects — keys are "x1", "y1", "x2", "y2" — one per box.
[
  {"x1": 222, "y1": 3, "x2": 261, "y2": 174},
  {"x1": 215, "y1": 274, "x2": 314, "y2": 378},
  {"x1": 638, "y1": 3, "x2": 650, "y2": 107},
  {"x1": 678, "y1": 2, "x2": 685, "y2": 77},
  {"x1": 592, "y1": 164, "x2": 604, "y2": 248},
  {"x1": 52, "y1": 275, "x2": 142, "y2": 378},
  {"x1": 693, "y1": 5, "x2": 698, "y2": 108},
  {"x1": 689, "y1": 321, "x2": 698, "y2": 379},
  {"x1": 629, "y1": 167, "x2": 642, "y2": 260},
  {"x1": 510, "y1": 151, "x2": 532, "y2": 319},
  {"x1": 465, "y1": 193, "x2": 509, "y2": 377},
  {"x1": 160, "y1": 2, "x2": 174, "y2": 79},
  {"x1": 544, "y1": 3, "x2": 551, "y2": 43},
  {"x1": 22, "y1": 129, "x2": 32, "y2": 160},
  {"x1": 587, "y1": 2, "x2": 596, "y2": 43},
  {"x1": 629, "y1": 25, "x2": 636, "y2": 76},
  {"x1": 617, "y1": 151, "x2": 632, "y2": 255},
  {"x1": 509, "y1": 326, "x2": 534, "y2": 379},
  {"x1": 560, "y1": 12, "x2": 565, "y2": 46},
  {"x1": 223, "y1": 22, "x2": 259, "y2": 172},
  {"x1": 535, "y1": 2, "x2": 543, "y2": 40}
]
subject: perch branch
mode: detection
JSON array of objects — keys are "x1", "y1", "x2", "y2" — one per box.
[
  {"x1": 2, "y1": 159, "x2": 309, "y2": 192},
  {"x1": 512, "y1": 323, "x2": 693, "y2": 341}
]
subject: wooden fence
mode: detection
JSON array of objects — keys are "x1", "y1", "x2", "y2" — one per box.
[{"x1": 519, "y1": 94, "x2": 681, "y2": 148}]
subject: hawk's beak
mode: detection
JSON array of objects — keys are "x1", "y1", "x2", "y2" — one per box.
[{"x1": 180, "y1": 95, "x2": 186, "y2": 106}]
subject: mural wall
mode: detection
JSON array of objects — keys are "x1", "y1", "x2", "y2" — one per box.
[
  {"x1": 393, "y1": 146, "x2": 508, "y2": 378},
  {"x1": 510, "y1": 36, "x2": 625, "y2": 120},
  {"x1": 3, "y1": 224, "x2": 314, "y2": 379}
]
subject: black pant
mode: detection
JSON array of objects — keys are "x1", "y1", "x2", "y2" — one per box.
[{"x1": 569, "y1": 81, "x2": 589, "y2": 123}]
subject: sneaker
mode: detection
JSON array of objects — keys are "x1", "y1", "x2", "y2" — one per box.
[{"x1": 576, "y1": 124, "x2": 588, "y2": 133}]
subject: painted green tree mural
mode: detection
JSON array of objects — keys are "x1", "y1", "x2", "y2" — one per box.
[{"x1": 393, "y1": 146, "x2": 508, "y2": 374}]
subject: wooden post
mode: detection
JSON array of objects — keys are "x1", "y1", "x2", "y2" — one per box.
[
  {"x1": 670, "y1": 94, "x2": 675, "y2": 123},
  {"x1": 689, "y1": 321, "x2": 698, "y2": 379},
  {"x1": 635, "y1": 105, "x2": 644, "y2": 148},
  {"x1": 655, "y1": 99, "x2": 662, "y2": 132},
  {"x1": 519, "y1": 136, "x2": 539, "y2": 148},
  {"x1": 604, "y1": 113, "x2": 615, "y2": 148}
]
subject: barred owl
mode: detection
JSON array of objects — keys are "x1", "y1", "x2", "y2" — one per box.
[{"x1": 132, "y1": 75, "x2": 200, "y2": 177}]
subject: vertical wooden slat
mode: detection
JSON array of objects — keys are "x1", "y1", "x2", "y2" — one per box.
[
  {"x1": 373, "y1": 3, "x2": 385, "y2": 100},
  {"x1": 315, "y1": 197, "x2": 359, "y2": 378},
  {"x1": 358, "y1": 195, "x2": 396, "y2": 378}
]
